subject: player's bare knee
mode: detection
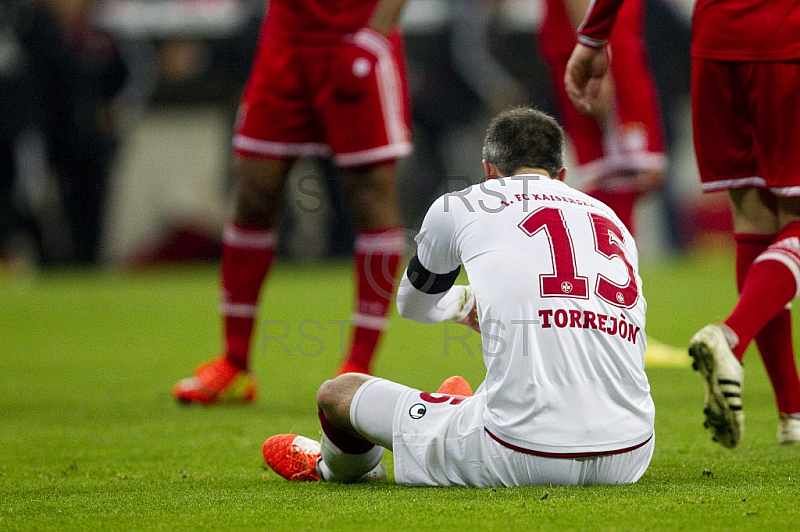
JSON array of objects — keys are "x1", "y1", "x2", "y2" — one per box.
[
  {"x1": 339, "y1": 166, "x2": 400, "y2": 229},
  {"x1": 317, "y1": 374, "x2": 371, "y2": 428},
  {"x1": 316, "y1": 378, "x2": 337, "y2": 412},
  {"x1": 350, "y1": 198, "x2": 400, "y2": 229},
  {"x1": 233, "y1": 157, "x2": 292, "y2": 224},
  {"x1": 729, "y1": 188, "x2": 780, "y2": 234}
]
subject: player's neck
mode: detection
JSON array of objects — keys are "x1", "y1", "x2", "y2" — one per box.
[{"x1": 511, "y1": 168, "x2": 550, "y2": 178}]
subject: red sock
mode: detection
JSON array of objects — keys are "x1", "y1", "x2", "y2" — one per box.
[
  {"x1": 318, "y1": 409, "x2": 375, "y2": 454},
  {"x1": 725, "y1": 223, "x2": 800, "y2": 360},
  {"x1": 586, "y1": 188, "x2": 639, "y2": 236},
  {"x1": 757, "y1": 310, "x2": 800, "y2": 414},
  {"x1": 220, "y1": 223, "x2": 276, "y2": 371},
  {"x1": 342, "y1": 228, "x2": 404, "y2": 374},
  {"x1": 734, "y1": 233, "x2": 800, "y2": 413}
]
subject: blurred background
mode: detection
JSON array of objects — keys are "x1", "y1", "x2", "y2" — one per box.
[{"x1": 0, "y1": 0, "x2": 729, "y2": 271}]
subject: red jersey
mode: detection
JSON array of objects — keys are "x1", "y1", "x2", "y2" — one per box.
[
  {"x1": 262, "y1": 0, "x2": 377, "y2": 46},
  {"x1": 579, "y1": 0, "x2": 800, "y2": 61}
]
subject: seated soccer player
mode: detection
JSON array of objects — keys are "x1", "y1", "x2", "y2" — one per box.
[{"x1": 263, "y1": 108, "x2": 655, "y2": 486}]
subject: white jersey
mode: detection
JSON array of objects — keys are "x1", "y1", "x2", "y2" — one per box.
[{"x1": 412, "y1": 174, "x2": 654, "y2": 456}]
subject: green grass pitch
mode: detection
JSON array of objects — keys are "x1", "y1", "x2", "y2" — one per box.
[{"x1": 2, "y1": 250, "x2": 799, "y2": 530}]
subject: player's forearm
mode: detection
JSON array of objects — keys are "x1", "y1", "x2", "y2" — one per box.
[
  {"x1": 367, "y1": 0, "x2": 408, "y2": 35},
  {"x1": 577, "y1": 0, "x2": 626, "y2": 46},
  {"x1": 397, "y1": 278, "x2": 474, "y2": 325}
]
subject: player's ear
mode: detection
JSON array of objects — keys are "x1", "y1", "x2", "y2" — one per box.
[
  {"x1": 483, "y1": 160, "x2": 500, "y2": 180},
  {"x1": 556, "y1": 167, "x2": 567, "y2": 182}
]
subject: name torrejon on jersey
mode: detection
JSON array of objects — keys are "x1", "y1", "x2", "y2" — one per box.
[{"x1": 538, "y1": 308, "x2": 642, "y2": 345}]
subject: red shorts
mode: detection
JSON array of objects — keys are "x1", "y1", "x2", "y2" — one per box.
[
  {"x1": 540, "y1": 0, "x2": 665, "y2": 192},
  {"x1": 692, "y1": 59, "x2": 800, "y2": 196},
  {"x1": 234, "y1": 32, "x2": 412, "y2": 168}
]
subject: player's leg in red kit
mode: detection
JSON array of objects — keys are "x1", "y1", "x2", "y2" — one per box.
[
  {"x1": 725, "y1": 197, "x2": 800, "y2": 426},
  {"x1": 733, "y1": 231, "x2": 800, "y2": 421},
  {"x1": 336, "y1": 162, "x2": 404, "y2": 375},
  {"x1": 692, "y1": 192, "x2": 800, "y2": 445},
  {"x1": 726, "y1": 193, "x2": 800, "y2": 419},
  {"x1": 707, "y1": 222, "x2": 800, "y2": 444},
  {"x1": 173, "y1": 156, "x2": 292, "y2": 404}
]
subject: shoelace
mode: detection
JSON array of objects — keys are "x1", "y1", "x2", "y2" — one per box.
[{"x1": 287, "y1": 448, "x2": 319, "y2": 481}]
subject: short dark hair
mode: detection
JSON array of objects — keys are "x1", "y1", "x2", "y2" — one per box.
[{"x1": 482, "y1": 107, "x2": 565, "y2": 178}]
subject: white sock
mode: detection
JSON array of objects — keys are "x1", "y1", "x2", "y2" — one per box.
[
  {"x1": 316, "y1": 432, "x2": 384, "y2": 483},
  {"x1": 720, "y1": 323, "x2": 740, "y2": 351}
]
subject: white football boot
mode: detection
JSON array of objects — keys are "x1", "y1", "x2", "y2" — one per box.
[
  {"x1": 777, "y1": 414, "x2": 800, "y2": 445},
  {"x1": 689, "y1": 324, "x2": 745, "y2": 448}
]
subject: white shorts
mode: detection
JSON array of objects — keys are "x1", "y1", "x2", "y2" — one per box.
[{"x1": 350, "y1": 378, "x2": 654, "y2": 488}]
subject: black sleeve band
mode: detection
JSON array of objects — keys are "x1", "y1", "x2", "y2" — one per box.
[{"x1": 406, "y1": 255, "x2": 461, "y2": 294}]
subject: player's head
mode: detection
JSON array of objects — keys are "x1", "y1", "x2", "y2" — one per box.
[{"x1": 482, "y1": 107, "x2": 565, "y2": 179}]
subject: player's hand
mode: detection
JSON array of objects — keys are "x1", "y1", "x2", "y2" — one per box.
[
  {"x1": 450, "y1": 285, "x2": 480, "y2": 333},
  {"x1": 564, "y1": 43, "x2": 610, "y2": 115},
  {"x1": 456, "y1": 304, "x2": 480, "y2": 333},
  {"x1": 331, "y1": 27, "x2": 387, "y2": 99}
]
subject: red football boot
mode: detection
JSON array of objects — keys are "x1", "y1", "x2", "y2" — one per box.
[{"x1": 172, "y1": 356, "x2": 256, "y2": 404}]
